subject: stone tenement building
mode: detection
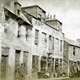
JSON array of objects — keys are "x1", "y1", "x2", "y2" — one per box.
[{"x1": 0, "y1": 1, "x2": 80, "y2": 80}]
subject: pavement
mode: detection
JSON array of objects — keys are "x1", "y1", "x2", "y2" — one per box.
[{"x1": 36, "y1": 77, "x2": 80, "y2": 80}]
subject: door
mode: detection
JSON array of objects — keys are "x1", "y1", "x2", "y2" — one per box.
[
  {"x1": 15, "y1": 50, "x2": 20, "y2": 79},
  {"x1": 32, "y1": 55, "x2": 39, "y2": 78},
  {"x1": 1, "y1": 55, "x2": 8, "y2": 80},
  {"x1": 23, "y1": 51, "x2": 28, "y2": 74}
]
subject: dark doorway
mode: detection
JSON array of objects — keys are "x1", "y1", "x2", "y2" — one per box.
[{"x1": 1, "y1": 55, "x2": 8, "y2": 80}]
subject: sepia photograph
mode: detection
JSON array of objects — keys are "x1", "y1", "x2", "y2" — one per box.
[{"x1": 0, "y1": 0, "x2": 80, "y2": 80}]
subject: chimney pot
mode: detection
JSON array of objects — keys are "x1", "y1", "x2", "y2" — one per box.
[
  {"x1": 50, "y1": 15, "x2": 52, "y2": 19},
  {"x1": 53, "y1": 14, "x2": 56, "y2": 19}
]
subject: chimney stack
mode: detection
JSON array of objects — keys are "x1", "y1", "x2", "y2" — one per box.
[
  {"x1": 53, "y1": 14, "x2": 56, "y2": 19},
  {"x1": 50, "y1": 15, "x2": 52, "y2": 19}
]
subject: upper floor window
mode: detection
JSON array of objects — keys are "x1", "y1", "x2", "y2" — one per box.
[
  {"x1": 55, "y1": 38, "x2": 59, "y2": 51},
  {"x1": 35, "y1": 29, "x2": 39, "y2": 45},
  {"x1": 17, "y1": 23, "x2": 21, "y2": 38},
  {"x1": 42, "y1": 32, "x2": 47, "y2": 43},
  {"x1": 49, "y1": 35, "x2": 52, "y2": 50},
  {"x1": 73, "y1": 46, "x2": 75, "y2": 56},
  {"x1": 52, "y1": 37, "x2": 54, "y2": 50},
  {"x1": 60, "y1": 40, "x2": 62, "y2": 51}
]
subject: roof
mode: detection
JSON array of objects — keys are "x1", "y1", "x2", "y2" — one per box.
[
  {"x1": 22, "y1": 5, "x2": 46, "y2": 13},
  {"x1": 14, "y1": 2, "x2": 22, "y2": 6},
  {"x1": 20, "y1": 12, "x2": 32, "y2": 25},
  {"x1": 64, "y1": 37, "x2": 80, "y2": 47},
  {"x1": 45, "y1": 22, "x2": 59, "y2": 31},
  {"x1": 4, "y1": 7, "x2": 32, "y2": 26},
  {"x1": 46, "y1": 18, "x2": 62, "y2": 25}
]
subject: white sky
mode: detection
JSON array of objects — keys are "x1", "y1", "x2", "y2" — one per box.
[{"x1": 19, "y1": 0, "x2": 80, "y2": 41}]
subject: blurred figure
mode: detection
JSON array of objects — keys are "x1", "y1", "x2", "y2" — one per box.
[
  {"x1": 15, "y1": 66, "x2": 19, "y2": 80},
  {"x1": 19, "y1": 63, "x2": 24, "y2": 80}
]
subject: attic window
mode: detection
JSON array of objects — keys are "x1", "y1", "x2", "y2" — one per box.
[
  {"x1": 17, "y1": 9, "x2": 20, "y2": 15},
  {"x1": 38, "y1": 14, "x2": 41, "y2": 21}
]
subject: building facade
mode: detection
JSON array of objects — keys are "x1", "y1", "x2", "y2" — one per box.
[
  {"x1": 22, "y1": 5, "x2": 64, "y2": 79},
  {"x1": 64, "y1": 37, "x2": 80, "y2": 78},
  {"x1": 0, "y1": 1, "x2": 80, "y2": 80},
  {"x1": 0, "y1": 1, "x2": 32, "y2": 80}
]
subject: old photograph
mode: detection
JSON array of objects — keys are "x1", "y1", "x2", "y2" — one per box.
[{"x1": 0, "y1": 0, "x2": 80, "y2": 80}]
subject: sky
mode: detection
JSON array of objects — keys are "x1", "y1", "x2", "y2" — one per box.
[{"x1": 19, "y1": 0, "x2": 80, "y2": 41}]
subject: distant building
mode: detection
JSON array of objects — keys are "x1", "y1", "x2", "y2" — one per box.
[{"x1": 64, "y1": 37, "x2": 80, "y2": 77}]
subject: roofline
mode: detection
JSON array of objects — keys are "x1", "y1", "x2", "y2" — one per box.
[
  {"x1": 45, "y1": 23, "x2": 60, "y2": 31},
  {"x1": 22, "y1": 9, "x2": 63, "y2": 32},
  {"x1": 4, "y1": 7, "x2": 32, "y2": 27},
  {"x1": 21, "y1": 9, "x2": 38, "y2": 20},
  {"x1": 46, "y1": 19, "x2": 62, "y2": 25},
  {"x1": 14, "y1": 2, "x2": 22, "y2": 6},
  {"x1": 64, "y1": 39, "x2": 80, "y2": 48},
  {"x1": 22, "y1": 5, "x2": 46, "y2": 13}
]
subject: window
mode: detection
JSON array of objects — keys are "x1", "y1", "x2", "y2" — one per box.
[
  {"x1": 42, "y1": 32, "x2": 47, "y2": 44},
  {"x1": 49, "y1": 35, "x2": 52, "y2": 50},
  {"x1": 60, "y1": 40, "x2": 62, "y2": 51},
  {"x1": 38, "y1": 14, "x2": 41, "y2": 21},
  {"x1": 17, "y1": 9, "x2": 20, "y2": 15},
  {"x1": 73, "y1": 46, "x2": 75, "y2": 56},
  {"x1": 52, "y1": 37, "x2": 54, "y2": 50},
  {"x1": 15, "y1": 50, "x2": 21, "y2": 70},
  {"x1": 35, "y1": 29, "x2": 39, "y2": 45},
  {"x1": 17, "y1": 23, "x2": 20, "y2": 38},
  {"x1": 55, "y1": 38, "x2": 59, "y2": 53}
]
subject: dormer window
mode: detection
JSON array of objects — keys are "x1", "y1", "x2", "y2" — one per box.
[
  {"x1": 17, "y1": 9, "x2": 20, "y2": 16},
  {"x1": 14, "y1": 2, "x2": 21, "y2": 16},
  {"x1": 38, "y1": 14, "x2": 41, "y2": 21}
]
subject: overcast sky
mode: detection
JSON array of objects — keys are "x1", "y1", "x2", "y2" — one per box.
[{"x1": 19, "y1": 0, "x2": 80, "y2": 41}]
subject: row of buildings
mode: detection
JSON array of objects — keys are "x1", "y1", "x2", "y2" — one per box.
[{"x1": 0, "y1": 1, "x2": 80, "y2": 80}]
